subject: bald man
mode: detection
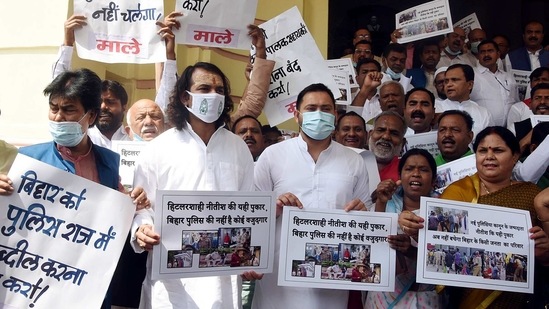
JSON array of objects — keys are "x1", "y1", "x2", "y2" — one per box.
[{"x1": 126, "y1": 99, "x2": 165, "y2": 141}]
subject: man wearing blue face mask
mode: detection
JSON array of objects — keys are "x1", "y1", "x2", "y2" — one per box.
[
  {"x1": 131, "y1": 62, "x2": 255, "y2": 309},
  {"x1": 252, "y1": 83, "x2": 371, "y2": 309},
  {"x1": 437, "y1": 27, "x2": 475, "y2": 69}
]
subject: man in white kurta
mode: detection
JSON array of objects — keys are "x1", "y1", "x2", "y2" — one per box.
[
  {"x1": 131, "y1": 62, "x2": 255, "y2": 309},
  {"x1": 252, "y1": 83, "x2": 371, "y2": 309}
]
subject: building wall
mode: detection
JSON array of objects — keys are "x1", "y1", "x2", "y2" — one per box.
[{"x1": 0, "y1": 0, "x2": 330, "y2": 145}]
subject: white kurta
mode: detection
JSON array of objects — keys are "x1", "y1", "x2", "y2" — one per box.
[
  {"x1": 88, "y1": 125, "x2": 130, "y2": 149},
  {"x1": 506, "y1": 101, "x2": 533, "y2": 134},
  {"x1": 471, "y1": 66, "x2": 519, "y2": 126},
  {"x1": 252, "y1": 135, "x2": 371, "y2": 309},
  {"x1": 435, "y1": 99, "x2": 494, "y2": 138},
  {"x1": 132, "y1": 126, "x2": 254, "y2": 309}
]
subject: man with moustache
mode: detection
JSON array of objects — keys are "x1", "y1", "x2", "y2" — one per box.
[
  {"x1": 403, "y1": 88, "x2": 436, "y2": 136},
  {"x1": 436, "y1": 64, "x2": 493, "y2": 137},
  {"x1": 253, "y1": 83, "x2": 370, "y2": 309},
  {"x1": 406, "y1": 40, "x2": 441, "y2": 95},
  {"x1": 507, "y1": 68, "x2": 549, "y2": 134},
  {"x1": 126, "y1": 99, "x2": 165, "y2": 141},
  {"x1": 352, "y1": 40, "x2": 375, "y2": 67},
  {"x1": 509, "y1": 21, "x2": 549, "y2": 71},
  {"x1": 434, "y1": 110, "x2": 474, "y2": 166},
  {"x1": 368, "y1": 111, "x2": 407, "y2": 182},
  {"x1": 380, "y1": 43, "x2": 413, "y2": 91},
  {"x1": 470, "y1": 40, "x2": 519, "y2": 126},
  {"x1": 437, "y1": 27, "x2": 475, "y2": 68},
  {"x1": 351, "y1": 59, "x2": 383, "y2": 124},
  {"x1": 232, "y1": 115, "x2": 265, "y2": 161},
  {"x1": 379, "y1": 81, "x2": 405, "y2": 116}
]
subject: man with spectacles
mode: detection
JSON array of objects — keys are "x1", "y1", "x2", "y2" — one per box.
[{"x1": 352, "y1": 40, "x2": 374, "y2": 67}]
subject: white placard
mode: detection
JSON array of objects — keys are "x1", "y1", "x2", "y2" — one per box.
[
  {"x1": 513, "y1": 69, "x2": 532, "y2": 101},
  {"x1": 278, "y1": 208, "x2": 397, "y2": 291},
  {"x1": 417, "y1": 197, "x2": 534, "y2": 294},
  {"x1": 330, "y1": 69, "x2": 351, "y2": 105},
  {"x1": 530, "y1": 115, "x2": 549, "y2": 128},
  {"x1": 173, "y1": 0, "x2": 258, "y2": 50},
  {"x1": 325, "y1": 58, "x2": 358, "y2": 88},
  {"x1": 151, "y1": 190, "x2": 276, "y2": 280},
  {"x1": 395, "y1": 0, "x2": 453, "y2": 44},
  {"x1": 260, "y1": 7, "x2": 339, "y2": 126},
  {"x1": 453, "y1": 13, "x2": 482, "y2": 38},
  {"x1": 111, "y1": 141, "x2": 147, "y2": 190},
  {"x1": 0, "y1": 154, "x2": 134, "y2": 308},
  {"x1": 434, "y1": 155, "x2": 477, "y2": 194},
  {"x1": 404, "y1": 131, "x2": 439, "y2": 158},
  {"x1": 74, "y1": 0, "x2": 166, "y2": 64}
]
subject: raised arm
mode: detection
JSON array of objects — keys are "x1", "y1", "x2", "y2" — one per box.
[{"x1": 52, "y1": 15, "x2": 87, "y2": 79}]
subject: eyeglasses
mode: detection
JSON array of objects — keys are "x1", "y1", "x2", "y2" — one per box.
[
  {"x1": 355, "y1": 34, "x2": 370, "y2": 39},
  {"x1": 355, "y1": 49, "x2": 372, "y2": 54}
]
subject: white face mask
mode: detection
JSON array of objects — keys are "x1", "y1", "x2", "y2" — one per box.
[
  {"x1": 186, "y1": 91, "x2": 225, "y2": 123},
  {"x1": 48, "y1": 111, "x2": 89, "y2": 147}
]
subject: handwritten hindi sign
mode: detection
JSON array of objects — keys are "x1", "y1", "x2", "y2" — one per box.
[
  {"x1": 73, "y1": 0, "x2": 165, "y2": 64},
  {"x1": 259, "y1": 6, "x2": 340, "y2": 126},
  {"x1": 0, "y1": 155, "x2": 134, "y2": 309},
  {"x1": 404, "y1": 131, "x2": 439, "y2": 158},
  {"x1": 434, "y1": 155, "x2": 476, "y2": 194},
  {"x1": 173, "y1": 0, "x2": 258, "y2": 50},
  {"x1": 396, "y1": 0, "x2": 453, "y2": 44},
  {"x1": 417, "y1": 197, "x2": 534, "y2": 294},
  {"x1": 278, "y1": 208, "x2": 397, "y2": 291},
  {"x1": 151, "y1": 191, "x2": 276, "y2": 280},
  {"x1": 111, "y1": 141, "x2": 146, "y2": 191},
  {"x1": 453, "y1": 13, "x2": 482, "y2": 38}
]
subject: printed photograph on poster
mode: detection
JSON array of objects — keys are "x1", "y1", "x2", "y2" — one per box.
[
  {"x1": 151, "y1": 191, "x2": 275, "y2": 280},
  {"x1": 0, "y1": 155, "x2": 135, "y2": 309},
  {"x1": 417, "y1": 197, "x2": 534, "y2": 294},
  {"x1": 395, "y1": 0, "x2": 453, "y2": 44},
  {"x1": 425, "y1": 244, "x2": 527, "y2": 283},
  {"x1": 74, "y1": 0, "x2": 166, "y2": 64},
  {"x1": 278, "y1": 208, "x2": 397, "y2": 291},
  {"x1": 330, "y1": 69, "x2": 351, "y2": 105},
  {"x1": 325, "y1": 58, "x2": 358, "y2": 88},
  {"x1": 434, "y1": 155, "x2": 476, "y2": 194},
  {"x1": 512, "y1": 70, "x2": 531, "y2": 101}
]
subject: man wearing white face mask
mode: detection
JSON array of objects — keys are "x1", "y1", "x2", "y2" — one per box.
[
  {"x1": 253, "y1": 83, "x2": 371, "y2": 309},
  {"x1": 131, "y1": 62, "x2": 255, "y2": 309}
]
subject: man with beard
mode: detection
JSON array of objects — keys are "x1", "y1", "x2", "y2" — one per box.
[
  {"x1": 471, "y1": 40, "x2": 519, "y2": 126},
  {"x1": 434, "y1": 110, "x2": 474, "y2": 166},
  {"x1": 232, "y1": 115, "x2": 265, "y2": 161},
  {"x1": 126, "y1": 99, "x2": 165, "y2": 141},
  {"x1": 86, "y1": 80, "x2": 131, "y2": 148},
  {"x1": 436, "y1": 64, "x2": 493, "y2": 137},
  {"x1": 403, "y1": 88, "x2": 436, "y2": 136},
  {"x1": 380, "y1": 43, "x2": 413, "y2": 91},
  {"x1": 253, "y1": 83, "x2": 370, "y2": 309},
  {"x1": 368, "y1": 111, "x2": 406, "y2": 182},
  {"x1": 437, "y1": 27, "x2": 475, "y2": 68},
  {"x1": 406, "y1": 40, "x2": 441, "y2": 95},
  {"x1": 509, "y1": 21, "x2": 549, "y2": 71}
]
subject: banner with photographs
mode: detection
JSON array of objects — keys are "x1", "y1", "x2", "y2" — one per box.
[
  {"x1": 151, "y1": 191, "x2": 276, "y2": 280},
  {"x1": 395, "y1": 0, "x2": 453, "y2": 44},
  {"x1": 278, "y1": 208, "x2": 397, "y2": 291},
  {"x1": 0, "y1": 155, "x2": 134, "y2": 308},
  {"x1": 434, "y1": 155, "x2": 477, "y2": 194},
  {"x1": 173, "y1": 0, "x2": 258, "y2": 50},
  {"x1": 112, "y1": 141, "x2": 146, "y2": 191},
  {"x1": 417, "y1": 197, "x2": 534, "y2": 294}
]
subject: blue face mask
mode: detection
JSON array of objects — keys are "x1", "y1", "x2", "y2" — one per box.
[
  {"x1": 49, "y1": 112, "x2": 88, "y2": 147},
  {"x1": 385, "y1": 67, "x2": 401, "y2": 80},
  {"x1": 300, "y1": 110, "x2": 335, "y2": 140}
]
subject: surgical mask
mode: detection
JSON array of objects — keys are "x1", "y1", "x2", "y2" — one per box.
[
  {"x1": 186, "y1": 91, "x2": 225, "y2": 123},
  {"x1": 49, "y1": 112, "x2": 88, "y2": 147},
  {"x1": 300, "y1": 110, "x2": 335, "y2": 140},
  {"x1": 445, "y1": 46, "x2": 461, "y2": 56},
  {"x1": 470, "y1": 41, "x2": 481, "y2": 54},
  {"x1": 386, "y1": 67, "x2": 401, "y2": 80},
  {"x1": 131, "y1": 131, "x2": 143, "y2": 141}
]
